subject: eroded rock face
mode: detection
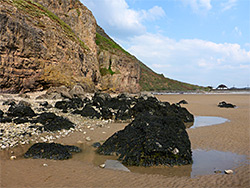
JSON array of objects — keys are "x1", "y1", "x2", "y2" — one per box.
[
  {"x1": 98, "y1": 50, "x2": 140, "y2": 93},
  {"x1": 0, "y1": 0, "x2": 99, "y2": 93},
  {"x1": 0, "y1": 0, "x2": 141, "y2": 94},
  {"x1": 97, "y1": 113, "x2": 193, "y2": 167},
  {"x1": 24, "y1": 143, "x2": 81, "y2": 160}
]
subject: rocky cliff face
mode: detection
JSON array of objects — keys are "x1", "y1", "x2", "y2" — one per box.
[
  {"x1": 0, "y1": 0, "x2": 140, "y2": 93},
  {"x1": 0, "y1": 0, "x2": 203, "y2": 93}
]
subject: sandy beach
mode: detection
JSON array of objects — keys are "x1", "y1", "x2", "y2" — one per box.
[{"x1": 0, "y1": 93, "x2": 249, "y2": 188}]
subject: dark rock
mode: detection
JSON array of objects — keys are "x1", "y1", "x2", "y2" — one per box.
[
  {"x1": 55, "y1": 98, "x2": 83, "y2": 111},
  {"x1": 2, "y1": 99, "x2": 16, "y2": 106},
  {"x1": 92, "y1": 92, "x2": 111, "y2": 107},
  {"x1": 7, "y1": 104, "x2": 36, "y2": 117},
  {"x1": 0, "y1": 109, "x2": 4, "y2": 118},
  {"x1": 97, "y1": 113, "x2": 192, "y2": 167},
  {"x1": 70, "y1": 93, "x2": 194, "y2": 124},
  {"x1": 177, "y1": 100, "x2": 188, "y2": 105},
  {"x1": 218, "y1": 101, "x2": 236, "y2": 108},
  {"x1": 32, "y1": 112, "x2": 75, "y2": 132},
  {"x1": 13, "y1": 117, "x2": 29, "y2": 124},
  {"x1": 24, "y1": 143, "x2": 81, "y2": 160},
  {"x1": 73, "y1": 104, "x2": 101, "y2": 119},
  {"x1": 0, "y1": 117, "x2": 12, "y2": 123},
  {"x1": 39, "y1": 101, "x2": 49, "y2": 107},
  {"x1": 92, "y1": 142, "x2": 101, "y2": 148}
]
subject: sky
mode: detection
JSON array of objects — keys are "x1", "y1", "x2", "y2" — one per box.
[{"x1": 81, "y1": 0, "x2": 250, "y2": 88}]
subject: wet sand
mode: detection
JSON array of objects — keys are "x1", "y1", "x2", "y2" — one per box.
[{"x1": 1, "y1": 94, "x2": 250, "y2": 187}]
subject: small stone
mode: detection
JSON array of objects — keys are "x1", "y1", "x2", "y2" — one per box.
[
  {"x1": 86, "y1": 137, "x2": 91, "y2": 141},
  {"x1": 172, "y1": 148, "x2": 179, "y2": 155},
  {"x1": 90, "y1": 128, "x2": 94, "y2": 131},
  {"x1": 99, "y1": 164, "x2": 105, "y2": 168},
  {"x1": 77, "y1": 140, "x2": 83, "y2": 144},
  {"x1": 214, "y1": 170, "x2": 222, "y2": 174},
  {"x1": 10, "y1": 156, "x2": 16, "y2": 160},
  {"x1": 224, "y1": 169, "x2": 233, "y2": 174},
  {"x1": 43, "y1": 163, "x2": 48, "y2": 167}
]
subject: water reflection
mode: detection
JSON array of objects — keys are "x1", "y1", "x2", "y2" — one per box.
[{"x1": 188, "y1": 116, "x2": 229, "y2": 129}]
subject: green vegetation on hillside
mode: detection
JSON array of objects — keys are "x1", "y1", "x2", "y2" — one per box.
[
  {"x1": 96, "y1": 28, "x2": 206, "y2": 91},
  {"x1": 96, "y1": 33, "x2": 130, "y2": 55},
  {"x1": 7, "y1": 0, "x2": 88, "y2": 50},
  {"x1": 138, "y1": 62, "x2": 205, "y2": 91}
]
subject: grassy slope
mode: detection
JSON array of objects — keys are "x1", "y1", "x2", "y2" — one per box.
[{"x1": 96, "y1": 29, "x2": 206, "y2": 91}]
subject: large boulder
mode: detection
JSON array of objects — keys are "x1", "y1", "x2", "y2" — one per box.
[
  {"x1": 97, "y1": 113, "x2": 192, "y2": 167},
  {"x1": 32, "y1": 112, "x2": 75, "y2": 131},
  {"x1": 24, "y1": 143, "x2": 81, "y2": 160},
  {"x1": 7, "y1": 104, "x2": 36, "y2": 117}
]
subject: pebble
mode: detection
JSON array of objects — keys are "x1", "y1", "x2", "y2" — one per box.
[
  {"x1": 224, "y1": 169, "x2": 234, "y2": 174},
  {"x1": 10, "y1": 156, "x2": 16, "y2": 160},
  {"x1": 86, "y1": 137, "x2": 91, "y2": 141},
  {"x1": 43, "y1": 163, "x2": 48, "y2": 167},
  {"x1": 0, "y1": 96, "x2": 111, "y2": 151},
  {"x1": 99, "y1": 164, "x2": 106, "y2": 168}
]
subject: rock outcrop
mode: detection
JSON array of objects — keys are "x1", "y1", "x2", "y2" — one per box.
[
  {"x1": 97, "y1": 113, "x2": 192, "y2": 167},
  {"x1": 24, "y1": 142, "x2": 81, "y2": 160}
]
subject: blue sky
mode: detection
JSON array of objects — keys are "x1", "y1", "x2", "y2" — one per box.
[{"x1": 81, "y1": 0, "x2": 250, "y2": 88}]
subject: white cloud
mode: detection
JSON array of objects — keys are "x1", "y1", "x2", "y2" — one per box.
[
  {"x1": 127, "y1": 33, "x2": 250, "y2": 86},
  {"x1": 233, "y1": 26, "x2": 242, "y2": 37},
  {"x1": 81, "y1": 0, "x2": 165, "y2": 38},
  {"x1": 221, "y1": 0, "x2": 238, "y2": 12},
  {"x1": 140, "y1": 6, "x2": 166, "y2": 21},
  {"x1": 179, "y1": 0, "x2": 212, "y2": 14}
]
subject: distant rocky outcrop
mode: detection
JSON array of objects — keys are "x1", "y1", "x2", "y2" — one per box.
[{"x1": 218, "y1": 101, "x2": 236, "y2": 108}]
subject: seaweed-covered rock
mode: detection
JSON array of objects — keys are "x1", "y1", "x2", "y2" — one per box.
[
  {"x1": 0, "y1": 117, "x2": 12, "y2": 123},
  {"x1": 73, "y1": 104, "x2": 101, "y2": 119},
  {"x1": 2, "y1": 99, "x2": 16, "y2": 106},
  {"x1": 32, "y1": 112, "x2": 75, "y2": 131},
  {"x1": 177, "y1": 100, "x2": 188, "y2": 105},
  {"x1": 69, "y1": 93, "x2": 194, "y2": 123},
  {"x1": 55, "y1": 98, "x2": 83, "y2": 111},
  {"x1": 7, "y1": 104, "x2": 36, "y2": 117},
  {"x1": 97, "y1": 113, "x2": 192, "y2": 167},
  {"x1": 24, "y1": 143, "x2": 81, "y2": 160},
  {"x1": 0, "y1": 109, "x2": 3, "y2": 118},
  {"x1": 218, "y1": 101, "x2": 236, "y2": 108},
  {"x1": 13, "y1": 117, "x2": 29, "y2": 124}
]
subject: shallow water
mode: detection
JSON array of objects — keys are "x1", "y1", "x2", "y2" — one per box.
[
  {"x1": 76, "y1": 147, "x2": 247, "y2": 178},
  {"x1": 70, "y1": 144, "x2": 248, "y2": 178},
  {"x1": 189, "y1": 116, "x2": 229, "y2": 129}
]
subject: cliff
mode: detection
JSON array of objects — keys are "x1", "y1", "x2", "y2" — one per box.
[{"x1": 0, "y1": 0, "x2": 203, "y2": 93}]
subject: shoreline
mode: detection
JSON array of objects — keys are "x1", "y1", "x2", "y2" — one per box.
[{"x1": 1, "y1": 93, "x2": 249, "y2": 187}]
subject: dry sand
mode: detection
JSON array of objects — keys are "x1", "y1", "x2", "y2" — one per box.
[{"x1": 1, "y1": 94, "x2": 250, "y2": 187}]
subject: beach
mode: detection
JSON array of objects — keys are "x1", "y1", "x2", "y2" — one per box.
[{"x1": 0, "y1": 93, "x2": 249, "y2": 188}]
